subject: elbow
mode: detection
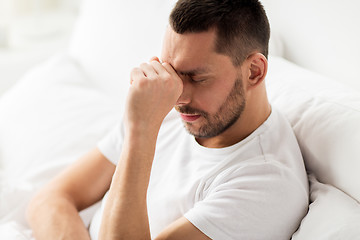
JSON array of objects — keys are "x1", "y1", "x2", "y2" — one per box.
[
  {"x1": 26, "y1": 187, "x2": 79, "y2": 227},
  {"x1": 26, "y1": 187, "x2": 60, "y2": 226},
  {"x1": 26, "y1": 189, "x2": 46, "y2": 226}
]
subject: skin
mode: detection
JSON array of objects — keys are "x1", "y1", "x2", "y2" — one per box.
[
  {"x1": 26, "y1": 27, "x2": 270, "y2": 240},
  {"x1": 163, "y1": 27, "x2": 271, "y2": 148}
]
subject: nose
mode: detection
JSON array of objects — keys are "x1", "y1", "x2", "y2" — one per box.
[{"x1": 176, "y1": 77, "x2": 192, "y2": 106}]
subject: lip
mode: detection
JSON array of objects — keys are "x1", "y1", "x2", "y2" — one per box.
[{"x1": 180, "y1": 114, "x2": 201, "y2": 122}]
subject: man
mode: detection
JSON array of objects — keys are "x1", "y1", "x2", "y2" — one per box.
[{"x1": 27, "y1": 0, "x2": 309, "y2": 239}]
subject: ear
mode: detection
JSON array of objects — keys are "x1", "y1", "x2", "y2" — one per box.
[{"x1": 245, "y1": 53, "x2": 268, "y2": 89}]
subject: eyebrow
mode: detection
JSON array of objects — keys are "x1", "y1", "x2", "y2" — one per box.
[{"x1": 177, "y1": 67, "x2": 209, "y2": 76}]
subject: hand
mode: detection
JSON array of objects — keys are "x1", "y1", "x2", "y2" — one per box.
[{"x1": 125, "y1": 57, "x2": 183, "y2": 134}]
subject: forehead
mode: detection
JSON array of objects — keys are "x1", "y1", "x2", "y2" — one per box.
[{"x1": 161, "y1": 27, "x2": 218, "y2": 72}]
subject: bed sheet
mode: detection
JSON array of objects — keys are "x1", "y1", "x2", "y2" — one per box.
[{"x1": 0, "y1": 54, "x2": 123, "y2": 239}]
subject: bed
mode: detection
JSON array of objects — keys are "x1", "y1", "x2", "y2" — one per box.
[{"x1": 1, "y1": 0, "x2": 360, "y2": 239}]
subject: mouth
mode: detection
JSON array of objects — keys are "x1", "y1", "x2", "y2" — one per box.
[{"x1": 179, "y1": 113, "x2": 201, "y2": 122}]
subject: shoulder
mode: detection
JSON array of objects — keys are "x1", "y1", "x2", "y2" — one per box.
[
  {"x1": 186, "y1": 159, "x2": 309, "y2": 240},
  {"x1": 206, "y1": 157, "x2": 307, "y2": 197}
]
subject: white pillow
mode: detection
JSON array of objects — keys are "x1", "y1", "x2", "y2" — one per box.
[
  {"x1": 292, "y1": 174, "x2": 360, "y2": 240},
  {"x1": 68, "y1": 0, "x2": 177, "y2": 98},
  {"x1": 267, "y1": 56, "x2": 360, "y2": 202},
  {"x1": 0, "y1": 54, "x2": 123, "y2": 228},
  {"x1": 267, "y1": 56, "x2": 360, "y2": 239}
]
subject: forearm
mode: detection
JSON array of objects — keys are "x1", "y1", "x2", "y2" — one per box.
[
  {"x1": 27, "y1": 192, "x2": 90, "y2": 240},
  {"x1": 98, "y1": 57, "x2": 182, "y2": 239},
  {"x1": 99, "y1": 128, "x2": 158, "y2": 240}
]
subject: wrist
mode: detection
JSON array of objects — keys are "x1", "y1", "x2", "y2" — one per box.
[
  {"x1": 125, "y1": 117, "x2": 161, "y2": 137},
  {"x1": 124, "y1": 122, "x2": 159, "y2": 147}
]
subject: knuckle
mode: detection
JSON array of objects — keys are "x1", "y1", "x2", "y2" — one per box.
[
  {"x1": 147, "y1": 74, "x2": 158, "y2": 82},
  {"x1": 130, "y1": 67, "x2": 138, "y2": 73},
  {"x1": 130, "y1": 67, "x2": 141, "y2": 76},
  {"x1": 139, "y1": 63, "x2": 149, "y2": 71},
  {"x1": 150, "y1": 60, "x2": 160, "y2": 67},
  {"x1": 163, "y1": 73, "x2": 172, "y2": 82},
  {"x1": 140, "y1": 62, "x2": 148, "y2": 68}
]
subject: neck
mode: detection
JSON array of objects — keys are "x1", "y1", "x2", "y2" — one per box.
[{"x1": 197, "y1": 85, "x2": 271, "y2": 148}]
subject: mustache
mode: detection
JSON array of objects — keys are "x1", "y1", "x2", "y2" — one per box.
[{"x1": 175, "y1": 105, "x2": 208, "y2": 116}]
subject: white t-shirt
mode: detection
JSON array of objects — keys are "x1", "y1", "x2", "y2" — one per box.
[{"x1": 89, "y1": 108, "x2": 309, "y2": 240}]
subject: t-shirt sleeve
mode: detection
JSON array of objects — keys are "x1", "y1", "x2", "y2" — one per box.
[
  {"x1": 184, "y1": 161, "x2": 309, "y2": 240},
  {"x1": 96, "y1": 109, "x2": 178, "y2": 165},
  {"x1": 97, "y1": 122, "x2": 125, "y2": 165}
]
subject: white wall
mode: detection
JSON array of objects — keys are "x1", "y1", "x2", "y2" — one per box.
[
  {"x1": 0, "y1": 0, "x2": 81, "y2": 96},
  {"x1": 262, "y1": 0, "x2": 360, "y2": 91}
]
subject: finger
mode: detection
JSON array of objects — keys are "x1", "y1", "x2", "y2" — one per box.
[
  {"x1": 140, "y1": 62, "x2": 159, "y2": 79},
  {"x1": 130, "y1": 67, "x2": 145, "y2": 84},
  {"x1": 150, "y1": 56, "x2": 160, "y2": 63},
  {"x1": 161, "y1": 62, "x2": 183, "y2": 91},
  {"x1": 161, "y1": 62, "x2": 178, "y2": 76},
  {"x1": 149, "y1": 60, "x2": 167, "y2": 76}
]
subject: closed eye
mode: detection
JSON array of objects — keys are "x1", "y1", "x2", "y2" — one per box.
[
  {"x1": 184, "y1": 74, "x2": 208, "y2": 83},
  {"x1": 190, "y1": 77, "x2": 206, "y2": 83}
]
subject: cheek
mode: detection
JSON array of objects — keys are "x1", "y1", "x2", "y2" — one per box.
[{"x1": 193, "y1": 83, "x2": 231, "y2": 114}]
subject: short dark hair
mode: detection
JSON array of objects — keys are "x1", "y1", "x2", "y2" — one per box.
[{"x1": 169, "y1": 0, "x2": 270, "y2": 66}]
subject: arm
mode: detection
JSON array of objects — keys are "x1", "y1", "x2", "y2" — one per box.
[
  {"x1": 98, "y1": 59, "x2": 211, "y2": 240},
  {"x1": 26, "y1": 147, "x2": 115, "y2": 240}
]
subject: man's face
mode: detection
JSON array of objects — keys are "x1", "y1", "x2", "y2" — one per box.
[{"x1": 161, "y1": 27, "x2": 246, "y2": 138}]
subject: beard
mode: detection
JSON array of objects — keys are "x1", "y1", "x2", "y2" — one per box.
[{"x1": 175, "y1": 76, "x2": 246, "y2": 138}]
